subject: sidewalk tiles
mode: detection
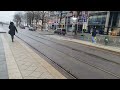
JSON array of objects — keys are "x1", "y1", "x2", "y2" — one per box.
[
  {"x1": 0, "y1": 34, "x2": 9, "y2": 79},
  {"x1": 0, "y1": 33, "x2": 66, "y2": 79}
]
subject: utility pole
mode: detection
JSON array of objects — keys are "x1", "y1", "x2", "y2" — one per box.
[
  {"x1": 66, "y1": 15, "x2": 68, "y2": 33},
  {"x1": 105, "y1": 11, "x2": 110, "y2": 35},
  {"x1": 56, "y1": 12, "x2": 58, "y2": 30}
]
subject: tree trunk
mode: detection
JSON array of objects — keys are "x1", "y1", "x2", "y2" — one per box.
[
  {"x1": 41, "y1": 11, "x2": 45, "y2": 31},
  {"x1": 59, "y1": 11, "x2": 62, "y2": 28},
  {"x1": 16, "y1": 22, "x2": 18, "y2": 27},
  {"x1": 36, "y1": 20, "x2": 38, "y2": 30},
  {"x1": 41, "y1": 19, "x2": 44, "y2": 31},
  {"x1": 74, "y1": 11, "x2": 80, "y2": 35},
  {"x1": 74, "y1": 18, "x2": 78, "y2": 36}
]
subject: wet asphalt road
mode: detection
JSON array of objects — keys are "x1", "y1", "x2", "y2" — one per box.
[{"x1": 3, "y1": 26, "x2": 120, "y2": 79}]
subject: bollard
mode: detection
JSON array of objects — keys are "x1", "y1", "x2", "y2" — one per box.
[
  {"x1": 104, "y1": 36, "x2": 109, "y2": 45},
  {"x1": 80, "y1": 34, "x2": 85, "y2": 40}
]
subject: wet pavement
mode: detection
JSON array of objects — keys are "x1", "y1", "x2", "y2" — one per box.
[
  {"x1": 2, "y1": 25, "x2": 120, "y2": 79},
  {"x1": 0, "y1": 26, "x2": 66, "y2": 79},
  {"x1": 0, "y1": 34, "x2": 9, "y2": 79}
]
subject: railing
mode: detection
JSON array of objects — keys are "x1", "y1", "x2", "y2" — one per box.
[{"x1": 77, "y1": 33, "x2": 120, "y2": 47}]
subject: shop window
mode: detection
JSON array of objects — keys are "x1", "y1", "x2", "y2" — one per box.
[{"x1": 88, "y1": 15, "x2": 106, "y2": 25}]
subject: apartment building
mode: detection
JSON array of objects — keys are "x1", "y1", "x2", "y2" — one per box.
[{"x1": 48, "y1": 11, "x2": 68, "y2": 30}]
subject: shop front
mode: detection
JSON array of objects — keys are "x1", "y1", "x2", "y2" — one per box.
[{"x1": 88, "y1": 14, "x2": 107, "y2": 34}]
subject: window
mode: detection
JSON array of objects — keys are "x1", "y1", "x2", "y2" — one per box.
[{"x1": 88, "y1": 15, "x2": 106, "y2": 25}]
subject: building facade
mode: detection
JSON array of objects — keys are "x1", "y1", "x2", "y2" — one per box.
[
  {"x1": 88, "y1": 11, "x2": 107, "y2": 34},
  {"x1": 88, "y1": 11, "x2": 120, "y2": 35},
  {"x1": 48, "y1": 11, "x2": 69, "y2": 30},
  {"x1": 48, "y1": 11, "x2": 120, "y2": 35}
]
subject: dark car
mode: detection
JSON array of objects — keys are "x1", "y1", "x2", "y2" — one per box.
[
  {"x1": 54, "y1": 28, "x2": 66, "y2": 35},
  {"x1": 20, "y1": 25, "x2": 25, "y2": 29},
  {"x1": 28, "y1": 26, "x2": 36, "y2": 31}
]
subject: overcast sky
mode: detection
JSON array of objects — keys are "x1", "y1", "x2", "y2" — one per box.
[{"x1": 0, "y1": 11, "x2": 16, "y2": 23}]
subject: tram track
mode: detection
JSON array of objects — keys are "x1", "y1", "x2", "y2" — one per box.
[
  {"x1": 16, "y1": 34, "x2": 78, "y2": 79},
  {"x1": 16, "y1": 32, "x2": 120, "y2": 79},
  {"x1": 29, "y1": 32, "x2": 120, "y2": 66}
]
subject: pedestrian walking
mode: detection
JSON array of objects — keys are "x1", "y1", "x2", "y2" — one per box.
[
  {"x1": 91, "y1": 27, "x2": 97, "y2": 43},
  {"x1": 8, "y1": 22, "x2": 18, "y2": 42}
]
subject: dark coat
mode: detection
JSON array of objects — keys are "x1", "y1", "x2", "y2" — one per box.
[
  {"x1": 92, "y1": 29, "x2": 96, "y2": 37},
  {"x1": 9, "y1": 25, "x2": 18, "y2": 36}
]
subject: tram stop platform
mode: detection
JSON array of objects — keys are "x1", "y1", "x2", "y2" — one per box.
[{"x1": 0, "y1": 33, "x2": 66, "y2": 79}]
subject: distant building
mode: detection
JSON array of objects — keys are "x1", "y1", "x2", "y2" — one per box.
[
  {"x1": 48, "y1": 11, "x2": 68, "y2": 30},
  {"x1": 48, "y1": 11, "x2": 120, "y2": 35},
  {"x1": 88, "y1": 11, "x2": 120, "y2": 34}
]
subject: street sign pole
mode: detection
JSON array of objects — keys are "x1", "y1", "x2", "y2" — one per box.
[
  {"x1": 66, "y1": 16, "x2": 68, "y2": 33},
  {"x1": 82, "y1": 12, "x2": 88, "y2": 35}
]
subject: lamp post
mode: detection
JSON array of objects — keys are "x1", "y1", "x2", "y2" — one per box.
[
  {"x1": 66, "y1": 16, "x2": 68, "y2": 34},
  {"x1": 72, "y1": 16, "x2": 77, "y2": 35}
]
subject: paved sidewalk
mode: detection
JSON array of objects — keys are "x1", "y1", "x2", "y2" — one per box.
[
  {"x1": 0, "y1": 26, "x2": 6, "y2": 33},
  {"x1": 0, "y1": 33, "x2": 66, "y2": 79},
  {"x1": 0, "y1": 34, "x2": 8, "y2": 79}
]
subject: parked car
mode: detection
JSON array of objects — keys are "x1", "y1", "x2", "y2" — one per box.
[
  {"x1": 20, "y1": 25, "x2": 25, "y2": 29},
  {"x1": 28, "y1": 26, "x2": 36, "y2": 31},
  {"x1": 54, "y1": 28, "x2": 66, "y2": 35}
]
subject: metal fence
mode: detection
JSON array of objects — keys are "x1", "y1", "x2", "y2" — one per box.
[{"x1": 78, "y1": 34, "x2": 120, "y2": 47}]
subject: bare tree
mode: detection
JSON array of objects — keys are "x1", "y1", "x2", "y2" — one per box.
[
  {"x1": 37, "y1": 11, "x2": 48, "y2": 31},
  {"x1": 34, "y1": 11, "x2": 40, "y2": 26},
  {"x1": 59, "y1": 11, "x2": 63, "y2": 28},
  {"x1": 27, "y1": 12, "x2": 32, "y2": 26},
  {"x1": 31, "y1": 11, "x2": 44, "y2": 29},
  {"x1": 30, "y1": 11, "x2": 35, "y2": 26},
  {"x1": 23, "y1": 11, "x2": 49, "y2": 30},
  {"x1": 74, "y1": 11, "x2": 80, "y2": 35},
  {"x1": 40, "y1": 11, "x2": 46, "y2": 30},
  {"x1": 23, "y1": 12, "x2": 28, "y2": 26},
  {"x1": 13, "y1": 12, "x2": 22, "y2": 27},
  {"x1": 24, "y1": 11, "x2": 35, "y2": 27}
]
